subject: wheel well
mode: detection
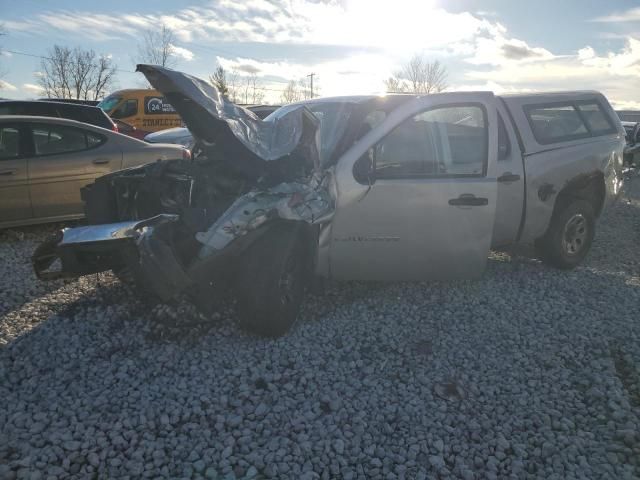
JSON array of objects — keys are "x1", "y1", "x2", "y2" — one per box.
[{"x1": 554, "y1": 172, "x2": 606, "y2": 218}]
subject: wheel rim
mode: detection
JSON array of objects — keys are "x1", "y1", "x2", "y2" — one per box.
[
  {"x1": 278, "y1": 254, "x2": 297, "y2": 306},
  {"x1": 562, "y1": 213, "x2": 588, "y2": 256}
]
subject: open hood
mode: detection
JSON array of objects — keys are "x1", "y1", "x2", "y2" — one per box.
[{"x1": 136, "y1": 65, "x2": 320, "y2": 179}]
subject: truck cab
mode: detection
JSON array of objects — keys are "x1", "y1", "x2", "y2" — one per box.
[{"x1": 319, "y1": 91, "x2": 624, "y2": 280}]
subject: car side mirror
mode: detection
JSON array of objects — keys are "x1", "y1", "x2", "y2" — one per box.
[{"x1": 354, "y1": 147, "x2": 376, "y2": 185}]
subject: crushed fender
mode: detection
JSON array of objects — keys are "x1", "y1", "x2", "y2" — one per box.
[{"x1": 33, "y1": 66, "x2": 336, "y2": 302}]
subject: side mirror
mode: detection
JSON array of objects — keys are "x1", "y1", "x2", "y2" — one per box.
[{"x1": 354, "y1": 148, "x2": 376, "y2": 185}]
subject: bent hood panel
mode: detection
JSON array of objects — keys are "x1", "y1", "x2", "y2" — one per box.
[{"x1": 136, "y1": 65, "x2": 320, "y2": 168}]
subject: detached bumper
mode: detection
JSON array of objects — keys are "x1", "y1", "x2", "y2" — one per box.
[{"x1": 32, "y1": 215, "x2": 181, "y2": 286}]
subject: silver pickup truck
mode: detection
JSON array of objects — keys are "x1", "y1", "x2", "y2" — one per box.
[{"x1": 33, "y1": 66, "x2": 625, "y2": 336}]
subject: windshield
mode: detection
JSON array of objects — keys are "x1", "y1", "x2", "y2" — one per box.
[
  {"x1": 267, "y1": 97, "x2": 411, "y2": 164},
  {"x1": 97, "y1": 95, "x2": 122, "y2": 114},
  {"x1": 267, "y1": 102, "x2": 356, "y2": 164}
]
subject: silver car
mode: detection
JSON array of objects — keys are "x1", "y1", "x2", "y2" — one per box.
[{"x1": 0, "y1": 115, "x2": 187, "y2": 228}]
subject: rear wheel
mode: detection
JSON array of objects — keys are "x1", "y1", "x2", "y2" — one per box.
[
  {"x1": 535, "y1": 199, "x2": 595, "y2": 269},
  {"x1": 235, "y1": 223, "x2": 309, "y2": 337}
]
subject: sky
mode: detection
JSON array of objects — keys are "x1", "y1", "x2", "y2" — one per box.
[{"x1": 1, "y1": 0, "x2": 640, "y2": 108}]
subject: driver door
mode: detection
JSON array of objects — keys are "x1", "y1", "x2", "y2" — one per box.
[{"x1": 329, "y1": 94, "x2": 498, "y2": 281}]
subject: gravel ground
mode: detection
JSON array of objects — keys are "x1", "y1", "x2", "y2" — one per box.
[{"x1": 1, "y1": 173, "x2": 639, "y2": 480}]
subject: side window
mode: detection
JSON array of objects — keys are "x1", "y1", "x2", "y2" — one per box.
[
  {"x1": 111, "y1": 99, "x2": 138, "y2": 119},
  {"x1": 86, "y1": 131, "x2": 106, "y2": 148},
  {"x1": 375, "y1": 105, "x2": 487, "y2": 178},
  {"x1": 525, "y1": 104, "x2": 589, "y2": 144},
  {"x1": 576, "y1": 102, "x2": 616, "y2": 135},
  {"x1": 0, "y1": 126, "x2": 21, "y2": 160},
  {"x1": 32, "y1": 124, "x2": 88, "y2": 156},
  {"x1": 497, "y1": 113, "x2": 511, "y2": 161}
]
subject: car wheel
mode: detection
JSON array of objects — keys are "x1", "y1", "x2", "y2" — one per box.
[
  {"x1": 535, "y1": 199, "x2": 595, "y2": 270},
  {"x1": 112, "y1": 247, "x2": 160, "y2": 303},
  {"x1": 235, "y1": 223, "x2": 309, "y2": 337}
]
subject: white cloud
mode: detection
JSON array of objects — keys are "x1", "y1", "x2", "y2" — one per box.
[
  {"x1": 1, "y1": 50, "x2": 13, "y2": 58},
  {"x1": 592, "y1": 7, "x2": 640, "y2": 22},
  {"x1": 464, "y1": 35, "x2": 555, "y2": 66},
  {"x1": 5, "y1": 1, "x2": 640, "y2": 108},
  {"x1": 610, "y1": 99, "x2": 640, "y2": 110},
  {"x1": 576, "y1": 37, "x2": 640, "y2": 74},
  {"x1": 22, "y1": 83, "x2": 44, "y2": 94},
  {"x1": 217, "y1": 56, "x2": 306, "y2": 79},
  {"x1": 459, "y1": 36, "x2": 640, "y2": 110},
  {"x1": 0, "y1": 80, "x2": 17, "y2": 91},
  {"x1": 6, "y1": 3, "x2": 302, "y2": 44},
  {"x1": 218, "y1": 53, "x2": 395, "y2": 100},
  {"x1": 2, "y1": 20, "x2": 34, "y2": 31},
  {"x1": 4, "y1": 1, "x2": 508, "y2": 54},
  {"x1": 170, "y1": 45, "x2": 194, "y2": 61},
  {"x1": 294, "y1": 0, "x2": 494, "y2": 50}
]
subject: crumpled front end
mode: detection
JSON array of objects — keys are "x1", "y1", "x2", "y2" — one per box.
[
  {"x1": 136, "y1": 64, "x2": 322, "y2": 179},
  {"x1": 33, "y1": 65, "x2": 336, "y2": 301},
  {"x1": 33, "y1": 214, "x2": 180, "y2": 282},
  {"x1": 196, "y1": 172, "x2": 333, "y2": 258},
  {"x1": 33, "y1": 165, "x2": 334, "y2": 301}
]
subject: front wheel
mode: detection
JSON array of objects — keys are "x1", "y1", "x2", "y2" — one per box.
[
  {"x1": 235, "y1": 223, "x2": 309, "y2": 337},
  {"x1": 535, "y1": 199, "x2": 595, "y2": 270}
]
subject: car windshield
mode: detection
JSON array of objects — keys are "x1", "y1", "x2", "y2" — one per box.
[
  {"x1": 97, "y1": 96, "x2": 121, "y2": 113},
  {"x1": 267, "y1": 101, "x2": 356, "y2": 165}
]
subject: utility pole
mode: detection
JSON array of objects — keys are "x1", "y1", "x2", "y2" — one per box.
[{"x1": 307, "y1": 72, "x2": 315, "y2": 98}]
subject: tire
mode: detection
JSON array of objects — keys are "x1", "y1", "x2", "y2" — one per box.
[
  {"x1": 235, "y1": 223, "x2": 309, "y2": 337},
  {"x1": 113, "y1": 267, "x2": 159, "y2": 303},
  {"x1": 535, "y1": 198, "x2": 595, "y2": 270},
  {"x1": 112, "y1": 247, "x2": 159, "y2": 303}
]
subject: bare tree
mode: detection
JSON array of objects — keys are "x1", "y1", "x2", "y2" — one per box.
[
  {"x1": 384, "y1": 55, "x2": 448, "y2": 94},
  {"x1": 209, "y1": 66, "x2": 229, "y2": 96},
  {"x1": 89, "y1": 55, "x2": 118, "y2": 100},
  {"x1": 70, "y1": 49, "x2": 93, "y2": 99},
  {"x1": 423, "y1": 60, "x2": 448, "y2": 93},
  {"x1": 383, "y1": 76, "x2": 405, "y2": 94},
  {"x1": 227, "y1": 70, "x2": 240, "y2": 103},
  {"x1": 239, "y1": 73, "x2": 265, "y2": 104},
  {"x1": 39, "y1": 45, "x2": 117, "y2": 100},
  {"x1": 39, "y1": 46, "x2": 73, "y2": 99},
  {"x1": 280, "y1": 80, "x2": 302, "y2": 104},
  {"x1": 136, "y1": 23, "x2": 176, "y2": 68}
]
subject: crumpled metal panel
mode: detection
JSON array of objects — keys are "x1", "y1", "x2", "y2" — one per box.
[
  {"x1": 59, "y1": 214, "x2": 179, "y2": 245},
  {"x1": 136, "y1": 64, "x2": 320, "y2": 167},
  {"x1": 196, "y1": 172, "x2": 334, "y2": 258}
]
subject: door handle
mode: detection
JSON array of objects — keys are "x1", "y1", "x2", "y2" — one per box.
[
  {"x1": 0, "y1": 169, "x2": 17, "y2": 176},
  {"x1": 92, "y1": 158, "x2": 110, "y2": 165},
  {"x1": 498, "y1": 172, "x2": 521, "y2": 183},
  {"x1": 448, "y1": 194, "x2": 489, "y2": 207}
]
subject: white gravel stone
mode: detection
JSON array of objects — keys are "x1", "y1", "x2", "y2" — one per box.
[{"x1": 1, "y1": 173, "x2": 640, "y2": 479}]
